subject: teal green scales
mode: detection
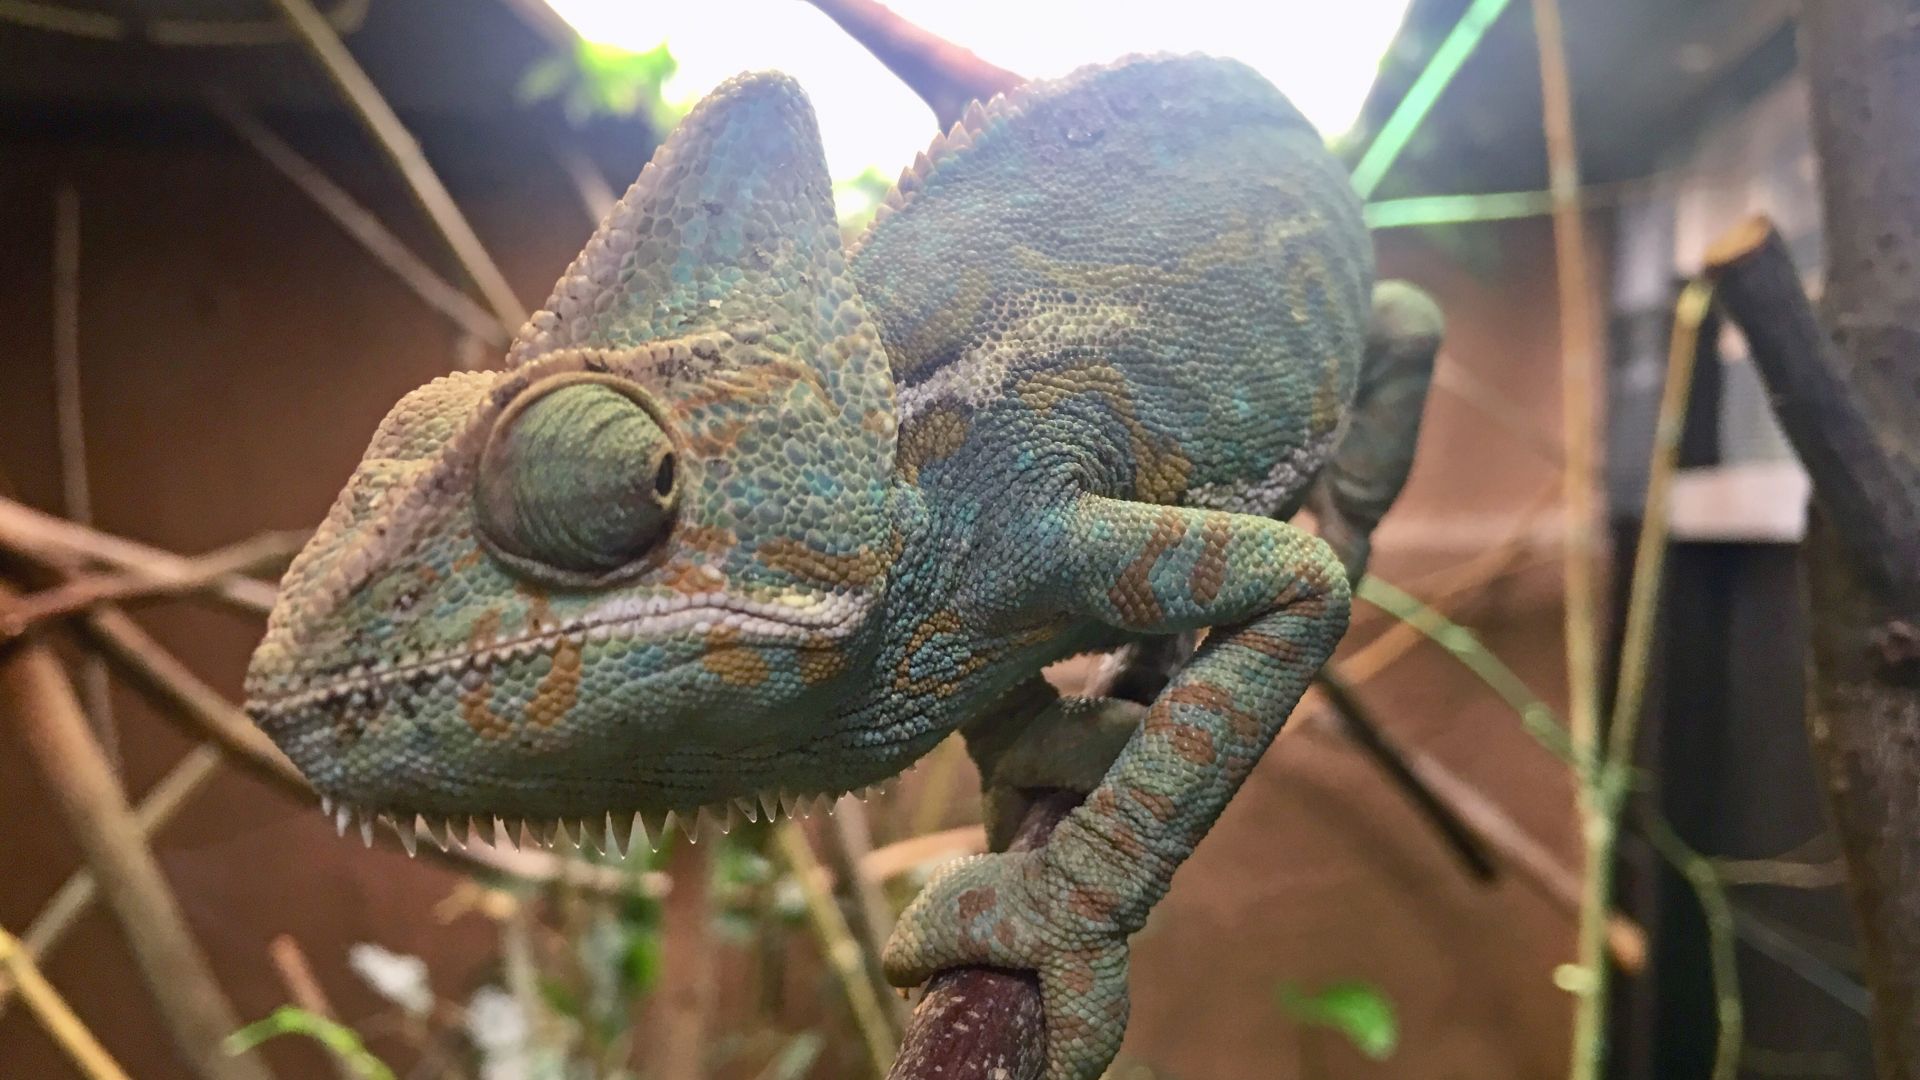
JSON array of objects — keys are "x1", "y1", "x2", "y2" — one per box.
[{"x1": 245, "y1": 54, "x2": 1441, "y2": 1080}]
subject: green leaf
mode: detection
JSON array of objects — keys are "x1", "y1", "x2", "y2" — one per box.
[
  {"x1": 1276, "y1": 981, "x2": 1398, "y2": 1060},
  {"x1": 226, "y1": 1006, "x2": 397, "y2": 1080}
]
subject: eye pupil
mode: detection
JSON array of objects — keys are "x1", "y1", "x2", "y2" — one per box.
[
  {"x1": 654, "y1": 453, "x2": 677, "y2": 498},
  {"x1": 478, "y1": 380, "x2": 679, "y2": 576}
]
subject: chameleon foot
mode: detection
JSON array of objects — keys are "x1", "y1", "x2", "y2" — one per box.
[{"x1": 884, "y1": 847, "x2": 1131, "y2": 1080}]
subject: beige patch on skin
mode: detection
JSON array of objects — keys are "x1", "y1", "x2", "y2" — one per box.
[
  {"x1": 527, "y1": 637, "x2": 582, "y2": 727},
  {"x1": 462, "y1": 678, "x2": 511, "y2": 739},
  {"x1": 701, "y1": 627, "x2": 771, "y2": 687},
  {"x1": 796, "y1": 647, "x2": 848, "y2": 686},
  {"x1": 893, "y1": 608, "x2": 987, "y2": 697},
  {"x1": 1106, "y1": 509, "x2": 1187, "y2": 627},
  {"x1": 897, "y1": 404, "x2": 970, "y2": 483},
  {"x1": 756, "y1": 537, "x2": 887, "y2": 590},
  {"x1": 1188, "y1": 517, "x2": 1231, "y2": 606},
  {"x1": 1015, "y1": 361, "x2": 1191, "y2": 503}
]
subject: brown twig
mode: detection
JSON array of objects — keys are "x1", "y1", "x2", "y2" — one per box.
[
  {"x1": 0, "y1": 925, "x2": 134, "y2": 1080},
  {"x1": 0, "y1": 744, "x2": 222, "y2": 1019},
  {"x1": 50, "y1": 181, "x2": 118, "y2": 763},
  {"x1": 0, "y1": 0, "x2": 368, "y2": 45},
  {"x1": 801, "y1": 0, "x2": 1022, "y2": 128},
  {"x1": 887, "y1": 791, "x2": 1077, "y2": 1080},
  {"x1": 204, "y1": 92, "x2": 510, "y2": 349},
  {"x1": 1, "y1": 528, "x2": 305, "y2": 639},
  {"x1": 266, "y1": 0, "x2": 527, "y2": 333},
  {"x1": 1316, "y1": 670, "x2": 1497, "y2": 880},
  {"x1": 0, "y1": 586, "x2": 274, "y2": 1080},
  {"x1": 1530, "y1": 0, "x2": 1612, "y2": 1068},
  {"x1": 1294, "y1": 712, "x2": 1646, "y2": 972},
  {"x1": 1702, "y1": 217, "x2": 1920, "y2": 612},
  {"x1": 657, "y1": 842, "x2": 721, "y2": 1080},
  {"x1": 0, "y1": 496, "x2": 278, "y2": 615},
  {"x1": 826, "y1": 796, "x2": 911, "y2": 1030},
  {"x1": 777, "y1": 822, "x2": 899, "y2": 1075},
  {"x1": 266, "y1": 936, "x2": 358, "y2": 1080}
]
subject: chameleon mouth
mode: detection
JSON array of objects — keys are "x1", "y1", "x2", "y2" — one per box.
[
  {"x1": 246, "y1": 588, "x2": 873, "y2": 716},
  {"x1": 316, "y1": 781, "x2": 888, "y2": 858}
]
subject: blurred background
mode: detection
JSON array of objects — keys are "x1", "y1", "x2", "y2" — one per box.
[{"x1": 0, "y1": 0, "x2": 1887, "y2": 1078}]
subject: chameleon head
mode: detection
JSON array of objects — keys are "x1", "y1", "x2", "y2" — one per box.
[{"x1": 244, "y1": 71, "x2": 899, "y2": 836}]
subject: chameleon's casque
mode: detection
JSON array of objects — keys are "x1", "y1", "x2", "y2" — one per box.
[{"x1": 246, "y1": 54, "x2": 1439, "y2": 1080}]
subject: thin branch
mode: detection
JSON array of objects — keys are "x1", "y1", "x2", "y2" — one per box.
[
  {"x1": 0, "y1": 587, "x2": 274, "y2": 1080},
  {"x1": 1316, "y1": 671, "x2": 1496, "y2": 880},
  {"x1": 266, "y1": 936, "x2": 358, "y2": 1080},
  {"x1": 550, "y1": 136, "x2": 617, "y2": 224},
  {"x1": 656, "y1": 843, "x2": 719, "y2": 1080},
  {"x1": 1293, "y1": 711, "x2": 1646, "y2": 971},
  {"x1": 1608, "y1": 280, "x2": 1715, "y2": 761},
  {"x1": 861, "y1": 825, "x2": 987, "y2": 883},
  {"x1": 1356, "y1": 574, "x2": 1583, "y2": 773},
  {"x1": 52, "y1": 181, "x2": 118, "y2": 767},
  {"x1": 1530, "y1": 0, "x2": 1611, "y2": 1064},
  {"x1": 204, "y1": 93, "x2": 510, "y2": 349},
  {"x1": 776, "y1": 823, "x2": 899, "y2": 1076},
  {"x1": 802, "y1": 0, "x2": 1022, "y2": 129},
  {"x1": 0, "y1": 925, "x2": 134, "y2": 1080},
  {"x1": 0, "y1": 744, "x2": 222, "y2": 1020},
  {"x1": 1339, "y1": 485, "x2": 1561, "y2": 685},
  {"x1": 0, "y1": 496, "x2": 277, "y2": 615},
  {"x1": 1714, "y1": 856, "x2": 1850, "y2": 890},
  {"x1": 826, "y1": 796, "x2": 911, "y2": 1030},
  {"x1": 266, "y1": 0, "x2": 528, "y2": 333},
  {"x1": 1349, "y1": 0, "x2": 1517, "y2": 198},
  {"x1": 1640, "y1": 809, "x2": 1743, "y2": 1080},
  {"x1": 0, "y1": 0, "x2": 367, "y2": 44},
  {"x1": 1, "y1": 528, "x2": 305, "y2": 639},
  {"x1": 1702, "y1": 216, "x2": 1920, "y2": 612}
]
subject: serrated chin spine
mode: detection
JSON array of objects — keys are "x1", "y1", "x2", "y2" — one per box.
[{"x1": 316, "y1": 781, "x2": 894, "y2": 858}]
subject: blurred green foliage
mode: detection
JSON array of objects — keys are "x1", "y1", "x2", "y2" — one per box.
[
  {"x1": 520, "y1": 40, "x2": 686, "y2": 132},
  {"x1": 1277, "y1": 980, "x2": 1399, "y2": 1061},
  {"x1": 226, "y1": 1005, "x2": 397, "y2": 1080}
]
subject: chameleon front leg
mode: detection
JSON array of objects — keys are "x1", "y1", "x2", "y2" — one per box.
[{"x1": 884, "y1": 496, "x2": 1351, "y2": 1080}]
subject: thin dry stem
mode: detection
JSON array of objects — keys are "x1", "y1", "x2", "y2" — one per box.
[
  {"x1": 50, "y1": 181, "x2": 118, "y2": 762},
  {"x1": 1530, "y1": 0, "x2": 1610, "y2": 1070},
  {"x1": 776, "y1": 822, "x2": 899, "y2": 1075},
  {"x1": 0, "y1": 585, "x2": 273, "y2": 1080},
  {"x1": 0, "y1": 496, "x2": 278, "y2": 615},
  {"x1": 0, "y1": 744, "x2": 223, "y2": 1019},
  {"x1": 801, "y1": 0, "x2": 1022, "y2": 128},
  {"x1": 827, "y1": 796, "x2": 911, "y2": 1029},
  {"x1": 266, "y1": 0, "x2": 527, "y2": 333},
  {"x1": 204, "y1": 93, "x2": 509, "y2": 348},
  {"x1": 0, "y1": 925, "x2": 134, "y2": 1080},
  {"x1": 1, "y1": 528, "x2": 304, "y2": 639}
]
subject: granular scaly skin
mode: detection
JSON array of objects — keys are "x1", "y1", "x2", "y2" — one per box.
[{"x1": 245, "y1": 55, "x2": 1439, "y2": 1080}]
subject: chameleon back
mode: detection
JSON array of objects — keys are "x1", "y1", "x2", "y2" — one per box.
[{"x1": 850, "y1": 55, "x2": 1373, "y2": 514}]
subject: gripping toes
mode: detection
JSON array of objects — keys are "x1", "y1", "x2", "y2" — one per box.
[{"x1": 884, "y1": 850, "x2": 1131, "y2": 1080}]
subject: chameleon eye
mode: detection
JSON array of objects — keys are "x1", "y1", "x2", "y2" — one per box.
[{"x1": 476, "y1": 376, "x2": 679, "y2": 577}]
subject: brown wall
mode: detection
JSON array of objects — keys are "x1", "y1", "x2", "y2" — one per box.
[{"x1": 2, "y1": 116, "x2": 1586, "y2": 1080}]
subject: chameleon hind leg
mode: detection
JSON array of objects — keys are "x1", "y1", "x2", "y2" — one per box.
[
  {"x1": 884, "y1": 495, "x2": 1351, "y2": 1080},
  {"x1": 961, "y1": 681, "x2": 1146, "y2": 852}
]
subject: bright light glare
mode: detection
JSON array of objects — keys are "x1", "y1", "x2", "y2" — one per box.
[{"x1": 544, "y1": 0, "x2": 1412, "y2": 182}]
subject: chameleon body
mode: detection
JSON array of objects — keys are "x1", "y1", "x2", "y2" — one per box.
[{"x1": 246, "y1": 55, "x2": 1437, "y2": 1079}]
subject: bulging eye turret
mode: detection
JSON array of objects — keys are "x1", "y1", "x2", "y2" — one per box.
[{"x1": 476, "y1": 375, "x2": 679, "y2": 577}]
